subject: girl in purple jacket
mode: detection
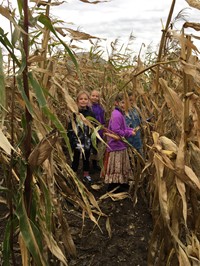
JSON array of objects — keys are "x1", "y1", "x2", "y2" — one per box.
[{"x1": 101, "y1": 93, "x2": 136, "y2": 192}]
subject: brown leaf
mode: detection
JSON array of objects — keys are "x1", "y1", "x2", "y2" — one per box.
[
  {"x1": 65, "y1": 28, "x2": 100, "y2": 40},
  {"x1": 28, "y1": 130, "x2": 59, "y2": 167},
  {"x1": 159, "y1": 78, "x2": 183, "y2": 122},
  {"x1": 186, "y1": 0, "x2": 200, "y2": 10},
  {"x1": 79, "y1": 0, "x2": 108, "y2": 4}
]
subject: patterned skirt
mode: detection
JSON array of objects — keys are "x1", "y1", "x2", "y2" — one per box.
[{"x1": 101, "y1": 149, "x2": 133, "y2": 184}]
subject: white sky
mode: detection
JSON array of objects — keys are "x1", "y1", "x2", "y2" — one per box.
[
  {"x1": 1, "y1": 0, "x2": 200, "y2": 57},
  {"x1": 50, "y1": 0, "x2": 200, "y2": 56}
]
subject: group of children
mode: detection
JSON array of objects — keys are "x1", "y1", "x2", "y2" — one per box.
[{"x1": 67, "y1": 89, "x2": 143, "y2": 192}]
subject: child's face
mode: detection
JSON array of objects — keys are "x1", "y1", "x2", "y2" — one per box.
[
  {"x1": 118, "y1": 100, "x2": 125, "y2": 111},
  {"x1": 77, "y1": 93, "x2": 89, "y2": 108},
  {"x1": 129, "y1": 95, "x2": 135, "y2": 106},
  {"x1": 90, "y1": 90, "x2": 100, "y2": 104}
]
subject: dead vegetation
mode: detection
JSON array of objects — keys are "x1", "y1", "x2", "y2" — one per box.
[{"x1": 0, "y1": 0, "x2": 200, "y2": 265}]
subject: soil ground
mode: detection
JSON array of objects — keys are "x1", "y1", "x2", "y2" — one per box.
[
  {"x1": 65, "y1": 170, "x2": 152, "y2": 266},
  {"x1": 0, "y1": 170, "x2": 152, "y2": 266}
]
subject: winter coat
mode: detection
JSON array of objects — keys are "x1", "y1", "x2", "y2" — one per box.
[
  {"x1": 107, "y1": 107, "x2": 133, "y2": 152},
  {"x1": 67, "y1": 107, "x2": 95, "y2": 151},
  {"x1": 91, "y1": 103, "x2": 105, "y2": 138}
]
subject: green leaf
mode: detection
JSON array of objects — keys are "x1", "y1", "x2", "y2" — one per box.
[
  {"x1": 2, "y1": 216, "x2": 18, "y2": 266},
  {"x1": 16, "y1": 76, "x2": 34, "y2": 116},
  {"x1": 2, "y1": 219, "x2": 11, "y2": 266},
  {"x1": 0, "y1": 27, "x2": 20, "y2": 67},
  {"x1": 35, "y1": 173, "x2": 52, "y2": 232},
  {"x1": 16, "y1": 196, "x2": 46, "y2": 266},
  {"x1": 28, "y1": 72, "x2": 47, "y2": 107}
]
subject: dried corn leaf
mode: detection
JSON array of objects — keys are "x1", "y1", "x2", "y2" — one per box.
[
  {"x1": 188, "y1": 142, "x2": 200, "y2": 179},
  {"x1": 79, "y1": 113, "x2": 93, "y2": 128},
  {"x1": 184, "y1": 22, "x2": 200, "y2": 32},
  {"x1": 154, "y1": 155, "x2": 170, "y2": 223},
  {"x1": 19, "y1": 233, "x2": 29, "y2": 266},
  {"x1": 178, "y1": 246, "x2": 191, "y2": 266},
  {"x1": 184, "y1": 165, "x2": 200, "y2": 191},
  {"x1": 0, "y1": 6, "x2": 27, "y2": 34},
  {"x1": 104, "y1": 132, "x2": 120, "y2": 140},
  {"x1": 181, "y1": 60, "x2": 200, "y2": 83},
  {"x1": 159, "y1": 78, "x2": 183, "y2": 121},
  {"x1": 58, "y1": 209, "x2": 77, "y2": 257},
  {"x1": 186, "y1": 0, "x2": 200, "y2": 10},
  {"x1": 189, "y1": 94, "x2": 200, "y2": 146},
  {"x1": 80, "y1": 0, "x2": 108, "y2": 3},
  {"x1": 28, "y1": 55, "x2": 45, "y2": 64},
  {"x1": 106, "y1": 217, "x2": 112, "y2": 238},
  {"x1": 65, "y1": 28, "x2": 100, "y2": 40},
  {"x1": 41, "y1": 225, "x2": 68, "y2": 265},
  {"x1": 187, "y1": 234, "x2": 200, "y2": 264},
  {"x1": 53, "y1": 78, "x2": 79, "y2": 113},
  {"x1": 28, "y1": 130, "x2": 59, "y2": 167},
  {"x1": 35, "y1": 1, "x2": 65, "y2": 7},
  {"x1": 175, "y1": 177, "x2": 187, "y2": 226},
  {"x1": 0, "y1": 129, "x2": 18, "y2": 155},
  {"x1": 175, "y1": 133, "x2": 185, "y2": 172},
  {"x1": 169, "y1": 30, "x2": 198, "y2": 55}
]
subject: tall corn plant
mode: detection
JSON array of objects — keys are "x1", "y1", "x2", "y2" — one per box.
[
  {"x1": 0, "y1": 1, "x2": 103, "y2": 265},
  {"x1": 145, "y1": 2, "x2": 200, "y2": 264}
]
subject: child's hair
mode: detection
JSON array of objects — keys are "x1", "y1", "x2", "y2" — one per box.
[
  {"x1": 114, "y1": 92, "x2": 124, "y2": 103},
  {"x1": 76, "y1": 90, "x2": 90, "y2": 102},
  {"x1": 127, "y1": 90, "x2": 136, "y2": 97},
  {"x1": 127, "y1": 91, "x2": 133, "y2": 97},
  {"x1": 91, "y1": 90, "x2": 101, "y2": 102},
  {"x1": 91, "y1": 89, "x2": 100, "y2": 95}
]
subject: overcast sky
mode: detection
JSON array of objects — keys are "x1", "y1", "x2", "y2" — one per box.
[
  {"x1": 51, "y1": 0, "x2": 200, "y2": 56},
  {"x1": 1, "y1": 0, "x2": 199, "y2": 57}
]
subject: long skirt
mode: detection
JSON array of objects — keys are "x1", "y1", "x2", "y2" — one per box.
[{"x1": 101, "y1": 149, "x2": 133, "y2": 184}]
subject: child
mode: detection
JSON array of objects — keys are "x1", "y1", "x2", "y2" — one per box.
[
  {"x1": 90, "y1": 89, "x2": 105, "y2": 172},
  {"x1": 125, "y1": 92, "x2": 144, "y2": 157},
  {"x1": 67, "y1": 90, "x2": 95, "y2": 184},
  {"x1": 101, "y1": 93, "x2": 136, "y2": 192}
]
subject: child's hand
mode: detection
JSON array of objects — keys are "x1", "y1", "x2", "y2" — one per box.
[{"x1": 132, "y1": 129, "x2": 136, "y2": 136}]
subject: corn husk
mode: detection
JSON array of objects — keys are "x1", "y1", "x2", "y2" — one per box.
[
  {"x1": 161, "y1": 149, "x2": 177, "y2": 159},
  {"x1": 159, "y1": 136, "x2": 178, "y2": 153}
]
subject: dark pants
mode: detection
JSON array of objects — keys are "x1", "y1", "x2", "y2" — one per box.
[{"x1": 72, "y1": 149, "x2": 90, "y2": 172}]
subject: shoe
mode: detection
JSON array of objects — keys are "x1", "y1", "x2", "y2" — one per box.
[{"x1": 83, "y1": 175, "x2": 92, "y2": 184}]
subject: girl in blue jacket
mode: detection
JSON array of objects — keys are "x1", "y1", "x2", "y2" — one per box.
[{"x1": 125, "y1": 92, "x2": 144, "y2": 157}]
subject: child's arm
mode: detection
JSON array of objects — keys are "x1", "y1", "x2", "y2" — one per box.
[{"x1": 111, "y1": 116, "x2": 135, "y2": 138}]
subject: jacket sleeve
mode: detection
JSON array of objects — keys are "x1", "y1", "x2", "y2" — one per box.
[
  {"x1": 98, "y1": 106, "x2": 105, "y2": 125},
  {"x1": 67, "y1": 119, "x2": 78, "y2": 149},
  {"x1": 110, "y1": 112, "x2": 133, "y2": 138}
]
